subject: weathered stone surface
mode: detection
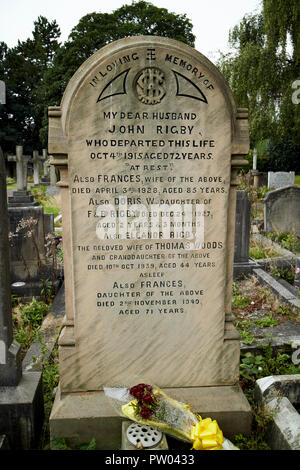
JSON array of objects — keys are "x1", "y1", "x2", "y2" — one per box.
[
  {"x1": 254, "y1": 268, "x2": 300, "y2": 310},
  {"x1": 268, "y1": 171, "x2": 295, "y2": 189},
  {"x1": 0, "y1": 80, "x2": 5, "y2": 105},
  {"x1": 49, "y1": 36, "x2": 250, "y2": 393},
  {"x1": 8, "y1": 206, "x2": 50, "y2": 283},
  {"x1": 49, "y1": 36, "x2": 252, "y2": 444},
  {"x1": 234, "y1": 191, "x2": 251, "y2": 263},
  {"x1": 255, "y1": 375, "x2": 300, "y2": 450},
  {"x1": 255, "y1": 374, "x2": 300, "y2": 406},
  {"x1": 33, "y1": 150, "x2": 40, "y2": 186},
  {"x1": 233, "y1": 190, "x2": 258, "y2": 278},
  {"x1": 50, "y1": 383, "x2": 251, "y2": 449},
  {"x1": 266, "y1": 397, "x2": 300, "y2": 450},
  {"x1": 0, "y1": 372, "x2": 44, "y2": 449},
  {"x1": 0, "y1": 147, "x2": 22, "y2": 386},
  {"x1": 0, "y1": 147, "x2": 44, "y2": 449},
  {"x1": 264, "y1": 186, "x2": 300, "y2": 234}
]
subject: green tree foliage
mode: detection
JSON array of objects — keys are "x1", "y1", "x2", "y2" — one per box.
[
  {"x1": 266, "y1": 137, "x2": 300, "y2": 172},
  {"x1": 0, "y1": 16, "x2": 61, "y2": 153},
  {"x1": 2, "y1": 1, "x2": 195, "y2": 151},
  {"x1": 40, "y1": 1, "x2": 195, "y2": 141},
  {"x1": 218, "y1": 0, "x2": 300, "y2": 159}
]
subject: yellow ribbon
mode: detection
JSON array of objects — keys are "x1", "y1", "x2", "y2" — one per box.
[{"x1": 190, "y1": 417, "x2": 224, "y2": 450}]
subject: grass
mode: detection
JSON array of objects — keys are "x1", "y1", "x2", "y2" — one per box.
[
  {"x1": 12, "y1": 295, "x2": 60, "y2": 449},
  {"x1": 232, "y1": 276, "x2": 300, "y2": 347},
  {"x1": 6, "y1": 177, "x2": 17, "y2": 189},
  {"x1": 267, "y1": 232, "x2": 300, "y2": 254},
  {"x1": 233, "y1": 344, "x2": 300, "y2": 450},
  {"x1": 43, "y1": 196, "x2": 61, "y2": 219},
  {"x1": 12, "y1": 297, "x2": 50, "y2": 359},
  {"x1": 255, "y1": 311, "x2": 278, "y2": 328},
  {"x1": 294, "y1": 174, "x2": 300, "y2": 185},
  {"x1": 269, "y1": 263, "x2": 296, "y2": 285},
  {"x1": 249, "y1": 239, "x2": 280, "y2": 259},
  {"x1": 30, "y1": 185, "x2": 62, "y2": 220}
]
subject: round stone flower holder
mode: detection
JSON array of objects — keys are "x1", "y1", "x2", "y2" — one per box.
[{"x1": 122, "y1": 421, "x2": 168, "y2": 450}]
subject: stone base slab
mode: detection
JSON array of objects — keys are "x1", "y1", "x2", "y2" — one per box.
[
  {"x1": 233, "y1": 259, "x2": 259, "y2": 279},
  {"x1": 0, "y1": 371, "x2": 44, "y2": 449},
  {"x1": 50, "y1": 383, "x2": 252, "y2": 449}
]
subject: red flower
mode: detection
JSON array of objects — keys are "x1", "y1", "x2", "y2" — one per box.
[
  {"x1": 135, "y1": 389, "x2": 144, "y2": 400},
  {"x1": 137, "y1": 383, "x2": 147, "y2": 391},
  {"x1": 143, "y1": 394, "x2": 153, "y2": 404},
  {"x1": 129, "y1": 385, "x2": 139, "y2": 398},
  {"x1": 140, "y1": 406, "x2": 152, "y2": 419}
]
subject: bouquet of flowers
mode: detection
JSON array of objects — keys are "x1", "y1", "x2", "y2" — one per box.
[{"x1": 104, "y1": 381, "x2": 235, "y2": 450}]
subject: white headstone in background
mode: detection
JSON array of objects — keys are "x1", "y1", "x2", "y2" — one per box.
[
  {"x1": 252, "y1": 148, "x2": 257, "y2": 171},
  {"x1": 268, "y1": 171, "x2": 295, "y2": 189},
  {"x1": 32, "y1": 150, "x2": 40, "y2": 186},
  {"x1": 0, "y1": 81, "x2": 5, "y2": 105}
]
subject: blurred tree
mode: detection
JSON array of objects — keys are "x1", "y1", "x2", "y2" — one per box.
[
  {"x1": 0, "y1": 16, "x2": 61, "y2": 154},
  {"x1": 39, "y1": 1, "x2": 195, "y2": 144},
  {"x1": 217, "y1": 0, "x2": 300, "y2": 160},
  {"x1": 2, "y1": 2, "x2": 195, "y2": 151}
]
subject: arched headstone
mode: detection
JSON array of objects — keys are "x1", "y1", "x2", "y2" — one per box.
[{"x1": 49, "y1": 37, "x2": 251, "y2": 447}]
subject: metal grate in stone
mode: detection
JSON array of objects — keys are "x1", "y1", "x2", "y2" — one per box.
[{"x1": 126, "y1": 423, "x2": 162, "y2": 448}]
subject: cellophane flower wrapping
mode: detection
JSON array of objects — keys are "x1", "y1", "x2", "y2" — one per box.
[{"x1": 104, "y1": 381, "x2": 236, "y2": 450}]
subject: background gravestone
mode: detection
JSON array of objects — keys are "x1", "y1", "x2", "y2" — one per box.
[
  {"x1": 264, "y1": 186, "x2": 300, "y2": 234},
  {"x1": 233, "y1": 190, "x2": 257, "y2": 278},
  {"x1": 0, "y1": 81, "x2": 5, "y2": 104},
  {"x1": 0, "y1": 147, "x2": 22, "y2": 386},
  {"x1": 41, "y1": 149, "x2": 51, "y2": 185},
  {"x1": 234, "y1": 191, "x2": 251, "y2": 264},
  {"x1": 6, "y1": 150, "x2": 55, "y2": 297},
  {"x1": 48, "y1": 36, "x2": 251, "y2": 448},
  {"x1": 7, "y1": 146, "x2": 35, "y2": 206},
  {"x1": 268, "y1": 171, "x2": 295, "y2": 189},
  {"x1": 33, "y1": 150, "x2": 40, "y2": 186},
  {"x1": 0, "y1": 147, "x2": 44, "y2": 449}
]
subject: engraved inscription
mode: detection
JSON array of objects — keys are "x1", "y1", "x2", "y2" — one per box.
[{"x1": 136, "y1": 67, "x2": 166, "y2": 104}]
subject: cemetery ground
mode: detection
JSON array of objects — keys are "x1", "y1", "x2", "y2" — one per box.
[{"x1": 5, "y1": 180, "x2": 299, "y2": 451}]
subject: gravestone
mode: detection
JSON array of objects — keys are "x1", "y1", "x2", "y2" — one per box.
[
  {"x1": 33, "y1": 150, "x2": 40, "y2": 186},
  {"x1": 6, "y1": 149, "x2": 55, "y2": 296},
  {"x1": 294, "y1": 258, "x2": 300, "y2": 291},
  {"x1": 8, "y1": 206, "x2": 54, "y2": 284},
  {"x1": 49, "y1": 36, "x2": 251, "y2": 448},
  {"x1": 234, "y1": 191, "x2": 257, "y2": 277},
  {"x1": 0, "y1": 80, "x2": 5, "y2": 105},
  {"x1": 41, "y1": 149, "x2": 51, "y2": 185},
  {"x1": 252, "y1": 148, "x2": 260, "y2": 189},
  {"x1": 0, "y1": 147, "x2": 44, "y2": 449},
  {"x1": 0, "y1": 147, "x2": 22, "y2": 386},
  {"x1": 7, "y1": 146, "x2": 35, "y2": 206},
  {"x1": 264, "y1": 186, "x2": 300, "y2": 234},
  {"x1": 268, "y1": 171, "x2": 295, "y2": 189},
  {"x1": 49, "y1": 162, "x2": 57, "y2": 186}
]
